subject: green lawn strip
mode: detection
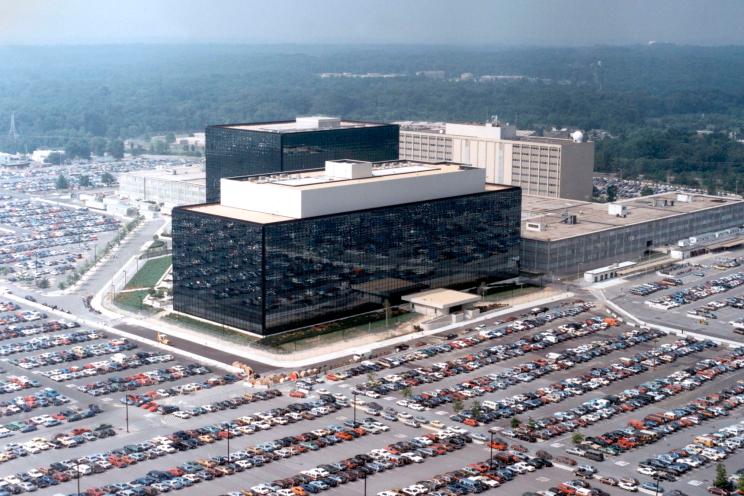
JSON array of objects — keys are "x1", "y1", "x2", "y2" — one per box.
[{"x1": 125, "y1": 256, "x2": 172, "y2": 289}]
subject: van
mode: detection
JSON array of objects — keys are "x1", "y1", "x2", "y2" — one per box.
[{"x1": 583, "y1": 449, "x2": 605, "y2": 462}]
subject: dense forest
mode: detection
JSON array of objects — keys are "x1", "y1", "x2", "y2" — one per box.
[{"x1": 1, "y1": 44, "x2": 744, "y2": 191}]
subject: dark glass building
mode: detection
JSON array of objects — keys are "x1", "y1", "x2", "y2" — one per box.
[
  {"x1": 173, "y1": 165, "x2": 521, "y2": 335},
  {"x1": 205, "y1": 117, "x2": 399, "y2": 202}
]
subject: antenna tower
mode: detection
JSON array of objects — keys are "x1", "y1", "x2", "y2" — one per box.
[{"x1": 8, "y1": 112, "x2": 19, "y2": 140}]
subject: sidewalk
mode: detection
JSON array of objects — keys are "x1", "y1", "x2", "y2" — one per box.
[{"x1": 92, "y1": 284, "x2": 575, "y2": 368}]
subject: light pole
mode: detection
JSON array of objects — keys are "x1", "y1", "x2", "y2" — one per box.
[
  {"x1": 352, "y1": 392, "x2": 358, "y2": 425},
  {"x1": 226, "y1": 426, "x2": 231, "y2": 464},
  {"x1": 76, "y1": 458, "x2": 81, "y2": 495},
  {"x1": 363, "y1": 473, "x2": 367, "y2": 496},
  {"x1": 489, "y1": 431, "x2": 494, "y2": 469},
  {"x1": 125, "y1": 395, "x2": 130, "y2": 433}
]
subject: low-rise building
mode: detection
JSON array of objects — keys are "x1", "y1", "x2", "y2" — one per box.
[
  {"x1": 118, "y1": 165, "x2": 206, "y2": 210},
  {"x1": 520, "y1": 192, "x2": 744, "y2": 276}
]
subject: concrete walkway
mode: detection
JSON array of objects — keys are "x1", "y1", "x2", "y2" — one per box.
[{"x1": 91, "y1": 285, "x2": 575, "y2": 368}]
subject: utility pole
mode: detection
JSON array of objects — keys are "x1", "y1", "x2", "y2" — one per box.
[
  {"x1": 352, "y1": 392, "x2": 358, "y2": 425},
  {"x1": 125, "y1": 395, "x2": 129, "y2": 433}
]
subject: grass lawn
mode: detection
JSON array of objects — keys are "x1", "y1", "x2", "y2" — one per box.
[
  {"x1": 125, "y1": 256, "x2": 171, "y2": 289},
  {"x1": 114, "y1": 289, "x2": 150, "y2": 312}
]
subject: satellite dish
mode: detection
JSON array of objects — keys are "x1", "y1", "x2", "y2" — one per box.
[{"x1": 571, "y1": 130, "x2": 585, "y2": 143}]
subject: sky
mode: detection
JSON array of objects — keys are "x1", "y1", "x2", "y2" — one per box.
[{"x1": 1, "y1": 0, "x2": 743, "y2": 46}]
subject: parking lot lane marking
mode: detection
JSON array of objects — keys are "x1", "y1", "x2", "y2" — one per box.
[
  {"x1": 688, "y1": 480, "x2": 704, "y2": 486},
  {"x1": 102, "y1": 397, "x2": 112, "y2": 402},
  {"x1": 536, "y1": 476, "x2": 550, "y2": 482},
  {"x1": 553, "y1": 464, "x2": 574, "y2": 472},
  {"x1": 384, "y1": 396, "x2": 395, "y2": 401},
  {"x1": 394, "y1": 433, "x2": 408, "y2": 439},
  {"x1": 614, "y1": 461, "x2": 629, "y2": 466},
  {"x1": 489, "y1": 426, "x2": 503, "y2": 431},
  {"x1": 550, "y1": 442, "x2": 563, "y2": 448},
  {"x1": 338, "y1": 384, "x2": 349, "y2": 389},
  {"x1": 435, "y1": 410, "x2": 448, "y2": 416},
  {"x1": 336, "y1": 415, "x2": 347, "y2": 421}
]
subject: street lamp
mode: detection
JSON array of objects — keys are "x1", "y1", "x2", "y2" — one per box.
[
  {"x1": 363, "y1": 473, "x2": 367, "y2": 496},
  {"x1": 76, "y1": 458, "x2": 81, "y2": 495},
  {"x1": 489, "y1": 431, "x2": 494, "y2": 469},
  {"x1": 124, "y1": 395, "x2": 130, "y2": 433},
  {"x1": 352, "y1": 392, "x2": 358, "y2": 425},
  {"x1": 226, "y1": 426, "x2": 231, "y2": 464}
]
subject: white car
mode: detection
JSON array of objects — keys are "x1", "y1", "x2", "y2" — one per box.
[{"x1": 618, "y1": 481, "x2": 638, "y2": 492}]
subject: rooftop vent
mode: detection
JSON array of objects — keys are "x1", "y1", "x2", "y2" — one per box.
[
  {"x1": 676, "y1": 193, "x2": 694, "y2": 203},
  {"x1": 653, "y1": 198, "x2": 675, "y2": 207}
]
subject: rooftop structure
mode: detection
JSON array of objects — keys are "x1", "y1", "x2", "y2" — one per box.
[
  {"x1": 208, "y1": 160, "x2": 496, "y2": 221},
  {"x1": 220, "y1": 116, "x2": 382, "y2": 133}
]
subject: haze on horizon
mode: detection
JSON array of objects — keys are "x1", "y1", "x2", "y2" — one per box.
[{"x1": 1, "y1": 0, "x2": 743, "y2": 47}]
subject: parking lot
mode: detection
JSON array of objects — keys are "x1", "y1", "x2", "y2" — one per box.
[
  {"x1": 0, "y1": 283, "x2": 741, "y2": 496},
  {"x1": 605, "y1": 248, "x2": 744, "y2": 342},
  {"x1": 0, "y1": 156, "x2": 201, "y2": 292}
]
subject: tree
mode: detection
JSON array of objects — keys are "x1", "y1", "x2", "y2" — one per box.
[
  {"x1": 510, "y1": 417, "x2": 521, "y2": 429},
  {"x1": 470, "y1": 400, "x2": 482, "y2": 418},
  {"x1": 714, "y1": 463, "x2": 729, "y2": 489},
  {"x1": 55, "y1": 173, "x2": 70, "y2": 190},
  {"x1": 36, "y1": 278, "x2": 49, "y2": 289},
  {"x1": 640, "y1": 185, "x2": 654, "y2": 196},
  {"x1": 738, "y1": 473, "x2": 744, "y2": 493},
  {"x1": 165, "y1": 132, "x2": 176, "y2": 144},
  {"x1": 606, "y1": 184, "x2": 618, "y2": 202},
  {"x1": 366, "y1": 371, "x2": 378, "y2": 386},
  {"x1": 108, "y1": 140, "x2": 125, "y2": 159},
  {"x1": 91, "y1": 137, "x2": 108, "y2": 156},
  {"x1": 401, "y1": 386, "x2": 412, "y2": 400},
  {"x1": 78, "y1": 175, "x2": 91, "y2": 187},
  {"x1": 451, "y1": 399, "x2": 463, "y2": 414},
  {"x1": 101, "y1": 172, "x2": 116, "y2": 186},
  {"x1": 64, "y1": 138, "x2": 91, "y2": 160},
  {"x1": 572, "y1": 432, "x2": 585, "y2": 445},
  {"x1": 44, "y1": 152, "x2": 65, "y2": 164}
]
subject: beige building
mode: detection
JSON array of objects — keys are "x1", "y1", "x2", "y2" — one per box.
[{"x1": 398, "y1": 121, "x2": 594, "y2": 201}]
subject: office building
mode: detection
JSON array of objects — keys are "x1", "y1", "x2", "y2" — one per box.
[
  {"x1": 118, "y1": 165, "x2": 206, "y2": 209},
  {"x1": 520, "y1": 192, "x2": 744, "y2": 276},
  {"x1": 173, "y1": 159, "x2": 521, "y2": 335},
  {"x1": 205, "y1": 116, "x2": 399, "y2": 202},
  {"x1": 398, "y1": 121, "x2": 594, "y2": 201}
]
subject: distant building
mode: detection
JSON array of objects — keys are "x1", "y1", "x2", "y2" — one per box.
[
  {"x1": 118, "y1": 165, "x2": 206, "y2": 210},
  {"x1": 205, "y1": 116, "x2": 399, "y2": 202},
  {"x1": 173, "y1": 159, "x2": 521, "y2": 335},
  {"x1": 398, "y1": 121, "x2": 594, "y2": 201}
]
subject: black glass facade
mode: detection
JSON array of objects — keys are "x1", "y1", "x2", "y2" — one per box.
[
  {"x1": 173, "y1": 186, "x2": 521, "y2": 335},
  {"x1": 205, "y1": 123, "x2": 399, "y2": 202}
]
